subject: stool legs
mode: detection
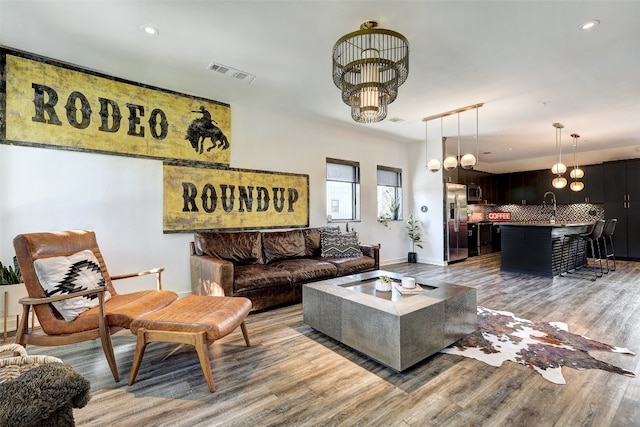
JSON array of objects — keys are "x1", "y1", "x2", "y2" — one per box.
[
  {"x1": 241, "y1": 321, "x2": 251, "y2": 346},
  {"x1": 598, "y1": 236, "x2": 609, "y2": 274},
  {"x1": 128, "y1": 329, "x2": 149, "y2": 387},
  {"x1": 586, "y1": 238, "x2": 604, "y2": 281},
  {"x1": 128, "y1": 323, "x2": 251, "y2": 393},
  {"x1": 194, "y1": 331, "x2": 216, "y2": 392},
  {"x1": 604, "y1": 235, "x2": 616, "y2": 271}
]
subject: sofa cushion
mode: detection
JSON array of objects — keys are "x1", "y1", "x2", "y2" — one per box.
[
  {"x1": 321, "y1": 256, "x2": 375, "y2": 276},
  {"x1": 233, "y1": 264, "x2": 292, "y2": 293},
  {"x1": 303, "y1": 227, "x2": 339, "y2": 257},
  {"x1": 262, "y1": 229, "x2": 306, "y2": 264},
  {"x1": 320, "y1": 232, "x2": 363, "y2": 258},
  {"x1": 194, "y1": 231, "x2": 264, "y2": 265},
  {"x1": 269, "y1": 258, "x2": 338, "y2": 283}
]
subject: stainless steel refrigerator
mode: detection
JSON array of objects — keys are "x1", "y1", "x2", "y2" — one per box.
[{"x1": 444, "y1": 183, "x2": 468, "y2": 263}]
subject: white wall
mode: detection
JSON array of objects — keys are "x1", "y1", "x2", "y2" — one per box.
[{"x1": 1, "y1": 98, "x2": 443, "y2": 297}]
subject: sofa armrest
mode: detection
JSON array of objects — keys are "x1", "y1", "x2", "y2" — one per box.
[
  {"x1": 190, "y1": 254, "x2": 234, "y2": 297},
  {"x1": 359, "y1": 243, "x2": 381, "y2": 270}
]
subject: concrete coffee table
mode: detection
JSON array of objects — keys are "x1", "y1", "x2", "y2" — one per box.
[{"x1": 303, "y1": 270, "x2": 477, "y2": 371}]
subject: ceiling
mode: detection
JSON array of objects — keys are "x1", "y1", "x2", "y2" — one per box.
[{"x1": 1, "y1": 1, "x2": 639, "y2": 173}]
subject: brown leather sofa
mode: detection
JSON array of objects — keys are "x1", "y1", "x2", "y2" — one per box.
[{"x1": 190, "y1": 228, "x2": 380, "y2": 311}]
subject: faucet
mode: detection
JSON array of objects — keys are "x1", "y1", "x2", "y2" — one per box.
[{"x1": 543, "y1": 191, "x2": 557, "y2": 222}]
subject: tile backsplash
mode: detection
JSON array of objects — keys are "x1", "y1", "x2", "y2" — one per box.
[{"x1": 468, "y1": 203, "x2": 604, "y2": 223}]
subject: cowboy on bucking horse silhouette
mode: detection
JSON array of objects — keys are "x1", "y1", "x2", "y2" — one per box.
[{"x1": 185, "y1": 106, "x2": 230, "y2": 154}]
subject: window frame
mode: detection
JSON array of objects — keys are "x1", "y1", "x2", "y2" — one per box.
[
  {"x1": 326, "y1": 158, "x2": 361, "y2": 222},
  {"x1": 377, "y1": 165, "x2": 403, "y2": 222}
]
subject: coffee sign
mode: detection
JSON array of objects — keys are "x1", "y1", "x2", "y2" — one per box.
[{"x1": 488, "y1": 212, "x2": 512, "y2": 221}]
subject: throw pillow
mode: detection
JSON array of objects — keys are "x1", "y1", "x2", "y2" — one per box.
[
  {"x1": 320, "y1": 232, "x2": 363, "y2": 258},
  {"x1": 33, "y1": 250, "x2": 111, "y2": 322},
  {"x1": 303, "y1": 226, "x2": 340, "y2": 257}
]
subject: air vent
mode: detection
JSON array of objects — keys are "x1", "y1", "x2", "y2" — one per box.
[{"x1": 206, "y1": 62, "x2": 256, "y2": 83}]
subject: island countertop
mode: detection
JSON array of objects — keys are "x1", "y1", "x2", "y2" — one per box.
[
  {"x1": 494, "y1": 222, "x2": 593, "y2": 227},
  {"x1": 497, "y1": 222, "x2": 592, "y2": 277}
]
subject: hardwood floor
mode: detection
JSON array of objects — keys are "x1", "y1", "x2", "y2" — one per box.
[{"x1": 14, "y1": 254, "x2": 640, "y2": 426}]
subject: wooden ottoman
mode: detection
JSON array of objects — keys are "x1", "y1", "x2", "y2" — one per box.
[{"x1": 128, "y1": 295, "x2": 252, "y2": 392}]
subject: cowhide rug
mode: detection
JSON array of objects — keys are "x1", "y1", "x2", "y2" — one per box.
[{"x1": 441, "y1": 306, "x2": 636, "y2": 384}]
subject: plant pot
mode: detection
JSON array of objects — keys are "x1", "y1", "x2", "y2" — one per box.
[
  {"x1": 374, "y1": 279, "x2": 393, "y2": 292},
  {"x1": 408, "y1": 252, "x2": 417, "y2": 263}
]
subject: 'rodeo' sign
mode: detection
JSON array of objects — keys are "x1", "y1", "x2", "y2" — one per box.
[
  {"x1": 163, "y1": 164, "x2": 309, "y2": 232},
  {"x1": 0, "y1": 47, "x2": 231, "y2": 166}
]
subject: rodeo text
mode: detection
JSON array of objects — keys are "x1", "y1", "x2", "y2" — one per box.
[{"x1": 31, "y1": 83, "x2": 169, "y2": 139}]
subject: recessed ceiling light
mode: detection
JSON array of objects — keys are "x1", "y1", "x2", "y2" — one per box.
[
  {"x1": 141, "y1": 25, "x2": 159, "y2": 36},
  {"x1": 579, "y1": 20, "x2": 600, "y2": 31}
]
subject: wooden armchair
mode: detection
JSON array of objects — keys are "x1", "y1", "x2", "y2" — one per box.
[{"x1": 13, "y1": 230, "x2": 178, "y2": 382}]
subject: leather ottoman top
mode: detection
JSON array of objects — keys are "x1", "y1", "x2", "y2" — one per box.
[{"x1": 130, "y1": 295, "x2": 252, "y2": 341}]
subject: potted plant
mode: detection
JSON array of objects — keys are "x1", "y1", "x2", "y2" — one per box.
[
  {"x1": 378, "y1": 190, "x2": 401, "y2": 228},
  {"x1": 405, "y1": 215, "x2": 423, "y2": 263},
  {"x1": 375, "y1": 275, "x2": 393, "y2": 292},
  {"x1": 0, "y1": 257, "x2": 22, "y2": 285}
]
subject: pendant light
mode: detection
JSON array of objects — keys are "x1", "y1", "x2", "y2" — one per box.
[
  {"x1": 423, "y1": 103, "x2": 483, "y2": 172},
  {"x1": 569, "y1": 133, "x2": 585, "y2": 192},
  {"x1": 443, "y1": 113, "x2": 460, "y2": 171},
  {"x1": 551, "y1": 123, "x2": 567, "y2": 189},
  {"x1": 460, "y1": 107, "x2": 479, "y2": 169},
  {"x1": 425, "y1": 119, "x2": 442, "y2": 172}
]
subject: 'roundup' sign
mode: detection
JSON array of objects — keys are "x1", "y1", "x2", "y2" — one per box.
[{"x1": 163, "y1": 164, "x2": 309, "y2": 232}]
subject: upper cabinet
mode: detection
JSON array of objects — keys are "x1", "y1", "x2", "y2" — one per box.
[
  {"x1": 583, "y1": 164, "x2": 604, "y2": 204},
  {"x1": 491, "y1": 164, "x2": 603, "y2": 206},
  {"x1": 445, "y1": 168, "x2": 496, "y2": 204},
  {"x1": 512, "y1": 171, "x2": 538, "y2": 204}
]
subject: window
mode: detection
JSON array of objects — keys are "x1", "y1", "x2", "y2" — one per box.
[
  {"x1": 377, "y1": 166, "x2": 402, "y2": 221},
  {"x1": 326, "y1": 158, "x2": 360, "y2": 221}
]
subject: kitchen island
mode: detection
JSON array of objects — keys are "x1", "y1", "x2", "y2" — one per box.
[{"x1": 496, "y1": 222, "x2": 593, "y2": 277}]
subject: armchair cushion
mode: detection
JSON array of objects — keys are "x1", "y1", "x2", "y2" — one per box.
[{"x1": 34, "y1": 250, "x2": 111, "y2": 322}]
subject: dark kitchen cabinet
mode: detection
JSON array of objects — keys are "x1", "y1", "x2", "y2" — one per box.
[
  {"x1": 495, "y1": 174, "x2": 511, "y2": 205},
  {"x1": 603, "y1": 159, "x2": 640, "y2": 259},
  {"x1": 443, "y1": 166, "x2": 459, "y2": 184},
  {"x1": 493, "y1": 171, "x2": 537, "y2": 205},
  {"x1": 538, "y1": 164, "x2": 603, "y2": 204},
  {"x1": 510, "y1": 171, "x2": 538, "y2": 204},
  {"x1": 464, "y1": 170, "x2": 494, "y2": 204},
  {"x1": 479, "y1": 173, "x2": 496, "y2": 204},
  {"x1": 537, "y1": 169, "x2": 556, "y2": 203},
  {"x1": 583, "y1": 164, "x2": 604, "y2": 203}
]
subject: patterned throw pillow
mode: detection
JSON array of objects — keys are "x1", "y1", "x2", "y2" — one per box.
[
  {"x1": 320, "y1": 232, "x2": 363, "y2": 258},
  {"x1": 33, "y1": 250, "x2": 111, "y2": 322}
]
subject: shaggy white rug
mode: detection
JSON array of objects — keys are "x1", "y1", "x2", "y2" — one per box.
[{"x1": 441, "y1": 306, "x2": 636, "y2": 384}]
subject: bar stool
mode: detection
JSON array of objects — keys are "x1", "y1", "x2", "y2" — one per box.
[
  {"x1": 560, "y1": 233, "x2": 578, "y2": 276},
  {"x1": 561, "y1": 223, "x2": 592, "y2": 276},
  {"x1": 572, "y1": 219, "x2": 605, "y2": 281},
  {"x1": 600, "y1": 218, "x2": 617, "y2": 272}
]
